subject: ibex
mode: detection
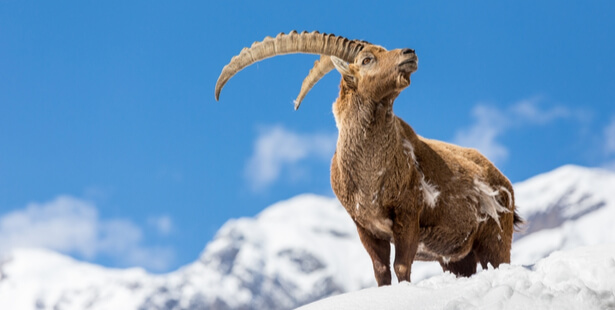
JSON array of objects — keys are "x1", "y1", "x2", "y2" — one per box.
[{"x1": 215, "y1": 31, "x2": 522, "y2": 286}]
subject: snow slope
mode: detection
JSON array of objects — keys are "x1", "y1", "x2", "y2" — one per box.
[
  {"x1": 298, "y1": 245, "x2": 615, "y2": 310},
  {"x1": 1, "y1": 165, "x2": 614, "y2": 310}
]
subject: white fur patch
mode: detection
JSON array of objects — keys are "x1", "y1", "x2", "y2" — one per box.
[
  {"x1": 420, "y1": 176, "x2": 440, "y2": 208},
  {"x1": 442, "y1": 256, "x2": 451, "y2": 265},
  {"x1": 417, "y1": 242, "x2": 438, "y2": 256},
  {"x1": 474, "y1": 179, "x2": 512, "y2": 228},
  {"x1": 499, "y1": 186, "x2": 513, "y2": 208},
  {"x1": 463, "y1": 231, "x2": 471, "y2": 242},
  {"x1": 402, "y1": 139, "x2": 440, "y2": 208},
  {"x1": 417, "y1": 242, "x2": 426, "y2": 252},
  {"x1": 402, "y1": 139, "x2": 417, "y2": 164},
  {"x1": 370, "y1": 218, "x2": 393, "y2": 236},
  {"x1": 475, "y1": 214, "x2": 488, "y2": 223}
]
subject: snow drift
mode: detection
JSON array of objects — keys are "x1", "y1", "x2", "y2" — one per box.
[{"x1": 298, "y1": 245, "x2": 615, "y2": 310}]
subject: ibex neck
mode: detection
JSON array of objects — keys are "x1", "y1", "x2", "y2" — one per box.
[
  {"x1": 334, "y1": 95, "x2": 395, "y2": 132},
  {"x1": 334, "y1": 95, "x2": 400, "y2": 164}
]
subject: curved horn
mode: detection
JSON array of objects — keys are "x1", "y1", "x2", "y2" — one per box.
[
  {"x1": 293, "y1": 55, "x2": 335, "y2": 110},
  {"x1": 293, "y1": 39, "x2": 372, "y2": 110},
  {"x1": 215, "y1": 30, "x2": 366, "y2": 101}
]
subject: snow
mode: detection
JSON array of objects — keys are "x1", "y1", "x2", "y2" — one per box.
[
  {"x1": 1, "y1": 165, "x2": 615, "y2": 309},
  {"x1": 0, "y1": 248, "x2": 157, "y2": 310},
  {"x1": 512, "y1": 165, "x2": 615, "y2": 265},
  {"x1": 298, "y1": 245, "x2": 615, "y2": 310},
  {"x1": 514, "y1": 165, "x2": 615, "y2": 216}
]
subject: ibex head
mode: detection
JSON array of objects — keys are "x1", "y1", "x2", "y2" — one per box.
[
  {"x1": 214, "y1": 31, "x2": 417, "y2": 109},
  {"x1": 330, "y1": 45, "x2": 417, "y2": 103}
]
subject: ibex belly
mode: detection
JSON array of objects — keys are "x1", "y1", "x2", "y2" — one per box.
[{"x1": 413, "y1": 181, "x2": 512, "y2": 263}]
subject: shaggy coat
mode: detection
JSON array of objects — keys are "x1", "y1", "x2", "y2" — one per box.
[{"x1": 329, "y1": 45, "x2": 520, "y2": 285}]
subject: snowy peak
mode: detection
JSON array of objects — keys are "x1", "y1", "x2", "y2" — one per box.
[
  {"x1": 514, "y1": 165, "x2": 615, "y2": 237},
  {"x1": 515, "y1": 164, "x2": 615, "y2": 216},
  {"x1": 202, "y1": 194, "x2": 365, "y2": 280},
  {"x1": 512, "y1": 165, "x2": 615, "y2": 265},
  {"x1": 184, "y1": 194, "x2": 374, "y2": 309}
]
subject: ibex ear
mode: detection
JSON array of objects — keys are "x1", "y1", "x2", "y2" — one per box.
[
  {"x1": 331, "y1": 56, "x2": 350, "y2": 75},
  {"x1": 331, "y1": 56, "x2": 357, "y2": 88}
]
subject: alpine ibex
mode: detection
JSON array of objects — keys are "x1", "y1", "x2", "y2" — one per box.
[{"x1": 215, "y1": 31, "x2": 522, "y2": 286}]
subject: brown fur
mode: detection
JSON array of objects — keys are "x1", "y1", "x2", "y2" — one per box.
[{"x1": 329, "y1": 45, "x2": 521, "y2": 286}]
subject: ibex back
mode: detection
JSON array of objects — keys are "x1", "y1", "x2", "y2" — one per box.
[{"x1": 215, "y1": 31, "x2": 522, "y2": 286}]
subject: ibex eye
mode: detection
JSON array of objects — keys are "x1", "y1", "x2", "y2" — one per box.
[{"x1": 362, "y1": 57, "x2": 372, "y2": 65}]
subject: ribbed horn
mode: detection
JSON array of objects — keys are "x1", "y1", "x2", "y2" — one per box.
[
  {"x1": 293, "y1": 39, "x2": 373, "y2": 110},
  {"x1": 293, "y1": 55, "x2": 335, "y2": 110},
  {"x1": 215, "y1": 30, "x2": 366, "y2": 101}
]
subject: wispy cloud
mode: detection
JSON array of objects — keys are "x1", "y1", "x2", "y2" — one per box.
[
  {"x1": 453, "y1": 97, "x2": 578, "y2": 164},
  {"x1": 604, "y1": 117, "x2": 615, "y2": 155},
  {"x1": 510, "y1": 97, "x2": 571, "y2": 124},
  {"x1": 245, "y1": 125, "x2": 336, "y2": 191},
  {"x1": 601, "y1": 117, "x2": 615, "y2": 170},
  {"x1": 148, "y1": 215, "x2": 173, "y2": 236},
  {"x1": 454, "y1": 105, "x2": 511, "y2": 164},
  {"x1": 0, "y1": 196, "x2": 174, "y2": 272}
]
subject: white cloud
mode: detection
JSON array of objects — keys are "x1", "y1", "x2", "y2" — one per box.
[
  {"x1": 453, "y1": 97, "x2": 574, "y2": 164},
  {"x1": 148, "y1": 215, "x2": 173, "y2": 235},
  {"x1": 0, "y1": 196, "x2": 174, "y2": 271},
  {"x1": 454, "y1": 105, "x2": 510, "y2": 164},
  {"x1": 245, "y1": 125, "x2": 336, "y2": 191},
  {"x1": 510, "y1": 96, "x2": 571, "y2": 124},
  {"x1": 601, "y1": 117, "x2": 615, "y2": 171},
  {"x1": 604, "y1": 118, "x2": 615, "y2": 155}
]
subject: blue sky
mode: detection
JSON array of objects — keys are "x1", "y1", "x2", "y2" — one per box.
[{"x1": 1, "y1": 1, "x2": 614, "y2": 272}]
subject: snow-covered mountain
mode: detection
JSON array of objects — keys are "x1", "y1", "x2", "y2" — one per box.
[
  {"x1": 1, "y1": 165, "x2": 614, "y2": 310},
  {"x1": 512, "y1": 165, "x2": 615, "y2": 265},
  {"x1": 0, "y1": 195, "x2": 374, "y2": 310}
]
